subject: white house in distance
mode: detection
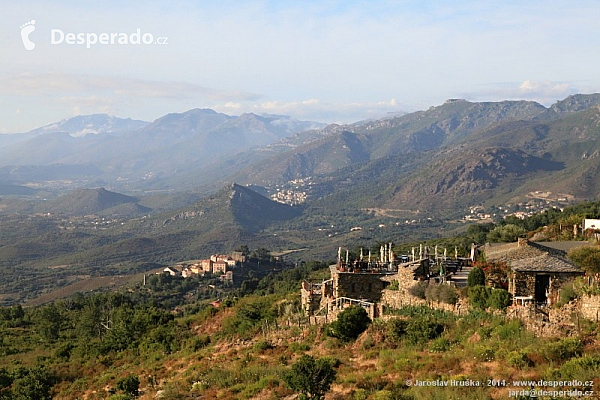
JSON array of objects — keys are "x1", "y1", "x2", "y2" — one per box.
[{"x1": 583, "y1": 219, "x2": 600, "y2": 231}]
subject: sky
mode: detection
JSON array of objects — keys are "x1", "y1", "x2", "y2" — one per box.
[{"x1": 1, "y1": 0, "x2": 599, "y2": 133}]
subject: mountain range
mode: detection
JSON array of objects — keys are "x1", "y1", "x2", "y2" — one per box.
[
  {"x1": 3, "y1": 94, "x2": 600, "y2": 303},
  {"x1": 0, "y1": 110, "x2": 325, "y2": 190},
  {"x1": 2, "y1": 93, "x2": 600, "y2": 222}
]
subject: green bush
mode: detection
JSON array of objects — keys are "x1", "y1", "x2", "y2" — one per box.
[
  {"x1": 558, "y1": 282, "x2": 577, "y2": 306},
  {"x1": 568, "y1": 246, "x2": 600, "y2": 274},
  {"x1": 221, "y1": 296, "x2": 279, "y2": 337},
  {"x1": 328, "y1": 306, "x2": 371, "y2": 342},
  {"x1": 429, "y1": 337, "x2": 451, "y2": 352},
  {"x1": 426, "y1": 284, "x2": 459, "y2": 305},
  {"x1": 493, "y1": 319, "x2": 523, "y2": 340},
  {"x1": 405, "y1": 316, "x2": 444, "y2": 345},
  {"x1": 468, "y1": 285, "x2": 491, "y2": 310},
  {"x1": 507, "y1": 351, "x2": 533, "y2": 369},
  {"x1": 283, "y1": 355, "x2": 337, "y2": 400},
  {"x1": 489, "y1": 289, "x2": 511, "y2": 310},
  {"x1": 542, "y1": 338, "x2": 583, "y2": 363},
  {"x1": 9, "y1": 366, "x2": 55, "y2": 400},
  {"x1": 116, "y1": 374, "x2": 139, "y2": 397},
  {"x1": 487, "y1": 224, "x2": 526, "y2": 242},
  {"x1": 549, "y1": 355, "x2": 600, "y2": 382},
  {"x1": 386, "y1": 319, "x2": 409, "y2": 343},
  {"x1": 108, "y1": 395, "x2": 132, "y2": 400},
  {"x1": 253, "y1": 340, "x2": 274, "y2": 353},
  {"x1": 467, "y1": 267, "x2": 485, "y2": 287},
  {"x1": 408, "y1": 281, "x2": 427, "y2": 299}
]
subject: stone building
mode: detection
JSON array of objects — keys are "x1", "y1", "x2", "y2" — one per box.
[
  {"x1": 485, "y1": 238, "x2": 583, "y2": 305},
  {"x1": 301, "y1": 255, "x2": 436, "y2": 321}
]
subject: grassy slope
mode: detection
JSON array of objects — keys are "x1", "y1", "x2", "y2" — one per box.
[{"x1": 5, "y1": 298, "x2": 597, "y2": 400}]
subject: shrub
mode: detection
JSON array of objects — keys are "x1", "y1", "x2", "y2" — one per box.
[
  {"x1": 429, "y1": 337, "x2": 451, "y2": 352},
  {"x1": 353, "y1": 389, "x2": 368, "y2": 400},
  {"x1": 542, "y1": 338, "x2": 583, "y2": 363},
  {"x1": 487, "y1": 224, "x2": 526, "y2": 242},
  {"x1": 253, "y1": 340, "x2": 274, "y2": 353},
  {"x1": 568, "y1": 246, "x2": 600, "y2": 274},
  {"x1": 328, "y1": 306, "x2": 371, "y2": 342},
  {"x1": 221, "y1": 296, "x2": 279, "y2": 337},
  {"x1": 426, "y1": 284, "x2": 459, "y2": 305},
  {"x1": 557, "y1": 282, "x2": 577, "y2": 306},
  {"x1": 549, "y1": 355, "x2": 600, "y2": 382},
  {"x1": 493, "y1": 319, "x2": 523, "y2": 340},
  {"x1": 372, "y1": 390, "x2": 394, "y2": 400},
  {"x1": 405, "y1": 316, "x2": 444, "y2": 345},
  {"x1": 468, "y1": 267, "x2": 485, "y2": 287},
  {"x1": 116, "y1": 374, "x2": 139, "y2": 397},
  {"x1": 489, "y1": 289, "x2": 512, "y2": 310},
  {"x1": 283, "y1": 355, "x2": 337, "y2": 400},
  {"x1": 468, "y1": 285, "x2": 491, "y2": 310},
  {"x1": 386, "y1": 319, "x2": 409, "y2": 343},
  {"x1": 507, "y1": 351, "x2": 533, "y2": 369},
  {"x1": 408, "y1": 281, "x2": 427, "y2": 299}
]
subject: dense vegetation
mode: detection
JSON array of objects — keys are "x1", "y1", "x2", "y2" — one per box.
[
  {"x1": 0, "y1": 248, "x2": 599, "y2": 399},
  {"x1": 3, "y1": 198, "x2": 600, "y2": 397}
]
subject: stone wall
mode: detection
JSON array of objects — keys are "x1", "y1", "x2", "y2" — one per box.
[
  {"x1": 333, "y1": 269, "x2": 391, "y2": 301},
  {"x1": 507, "y1": 301, "x2": 579, "y2": 337},
  {"x1": 381, "y1": 286, "x2": 469, "y2": 315},
  {"x1": 512, "y1": 271, "x2": 579, "y2": 305},
  {"x1": 580, "y1": 294, "x2": 600, "y2": 322}
]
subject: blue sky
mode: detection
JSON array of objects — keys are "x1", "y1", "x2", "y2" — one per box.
[{"x1": 1, "y1": 0, "x2": 599, "y2": 132}]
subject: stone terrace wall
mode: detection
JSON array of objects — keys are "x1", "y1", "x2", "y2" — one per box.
[
  {"x1": 334, "y1": 271, "x2": 390, "y2": 301},
  {"x1": 507, "y1": 301, "x2": 580, "y2": 337},
  {"x1": 381, "y1": 288, "x2": 469, "y2": 315},
  {"x1": 581, "y1": 294, "x2": 600, "y2": 322}
]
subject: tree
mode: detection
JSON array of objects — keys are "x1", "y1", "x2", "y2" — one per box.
[
  {"x1": 466, "y1": 223, "x2": 495, "y2": 244},
  {"x1": 36, "y1": 304, "x2": 62, "y2": 342},
  {"x1": 468, "y1": 285, "x2": 492, "y2": 310},
  {"x1": 116, "y1": 374, "x2": 139, "y2": 397},
  {"x1": 489, "y1": 289, "x2": 512, "y2": 310},
  {"x1": 11, "y1": 366, "x2": 55, "y2": 400},
  {"x1": 568, "y1": 246, "x2": 600, "y2": 274},
  {"x1": 328, "y1": 306, "x2": 371, "y2": 342},
  {"x1": 284, "y1": 355, "x2": 336, "y2": 400},
  {"x1": 487, "y1": 224, "x2": 526, "y2": 242},
  {"x1": 467, "y1": 267, "x2": 486, "y2": 287}
]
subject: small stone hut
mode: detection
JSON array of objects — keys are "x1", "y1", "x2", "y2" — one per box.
[{"x1": 485, "y1": 238, "x2": 583, "y2": 305}]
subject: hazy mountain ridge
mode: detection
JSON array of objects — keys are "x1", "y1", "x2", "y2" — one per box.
[
  {"x1": 39, "y1": 188, "x2": 149, "y2": 216},
  {"x1": 2, "y1": 94, "x2": 600, "y2": 218},
  {"x1": 229, "y1": 98, "x2": 556, "y2": 186},
  {"x1": 0, "y1": 110, "x2": 326, "y2": 188},
  {"x1": 158, "y1": 183, "x2": 300, "y2": 233},
  {"x1": 231, "y1": 94, "x2": 600, "y2": 214}
]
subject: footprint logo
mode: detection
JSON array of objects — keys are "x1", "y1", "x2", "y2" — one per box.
[{"x1": 20, "y1": 20, "x2": 36, "y2": 50}]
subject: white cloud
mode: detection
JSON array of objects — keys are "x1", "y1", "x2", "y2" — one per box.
[
  {"x1": 460, "y1": 80, "x2": 585, "y2": 106},
  {"x1": 518, "y1": 80, "x2": 572, "y2": 97},
  {"x1": 212, "y1": 98, "x2": 405, "y2": 123},
  {"x1": 0, "y1": 72, "x2": 262, "y2": 102}
]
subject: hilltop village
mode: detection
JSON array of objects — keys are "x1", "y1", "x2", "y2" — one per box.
[{"x1": 160, "y1": 252, "x2": 247, "y2": 283}]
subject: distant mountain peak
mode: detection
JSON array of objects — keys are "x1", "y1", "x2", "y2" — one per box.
[
  {"x1": 550, "y1": 93, "x2": 600, "y2": 114},
  {"x1": 41, "y1": 187, "x2": 149, "y2": 216},
  {"x1": 30, "y1": 113, "x2": 149, "y2": 137}
]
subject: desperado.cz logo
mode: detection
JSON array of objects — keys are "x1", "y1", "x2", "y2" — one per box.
[
  {"x1": 20, "y1": 20, "x2": 168, "y2": 50},
  {"x1": 51, "y1": 28, "x2": 168, "y2": 48}
]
